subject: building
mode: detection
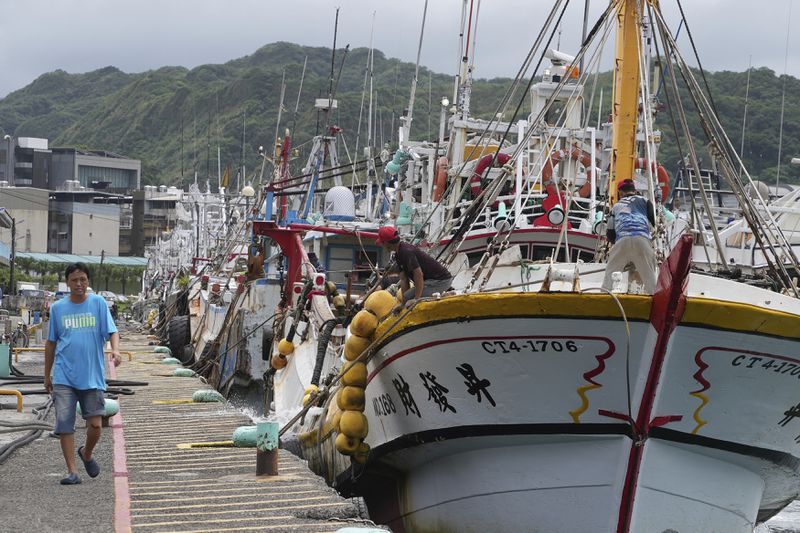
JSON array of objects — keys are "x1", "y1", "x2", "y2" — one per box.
[
  {"x1": 0, "y1": 137, "x2": 140, "y2": 192},
  {"x1": 49, "y1": 190, "x2": 121, "y2": 256},
  {"x1": 51, "y1": 148, "x2": 140, "y2": 193},
  {"x1": 0, "y1": 187, "x2": 50, "y2": 253},
  {"x1": 0, "y1": 137, "x2": 51, "y2": 188},
  {"x1": 126, "y1": 187, "x2": 182, "y2": 257}
]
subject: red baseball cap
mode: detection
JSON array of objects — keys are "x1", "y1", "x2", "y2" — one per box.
[{"x1": 376, "y1": 226, "x2": 399, "y2": 245}]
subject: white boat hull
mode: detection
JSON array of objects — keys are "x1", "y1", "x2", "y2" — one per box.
[{"x1": 295, "y1": 287, "x2": 800, "y2": 532}]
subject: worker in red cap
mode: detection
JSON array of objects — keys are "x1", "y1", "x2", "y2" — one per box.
[
  {"x1": 601, "y1": 179, "x2": 657, "y2": 293},
  {"x1": 376, "y1": 226, "x2": 453, "y2": 304}
]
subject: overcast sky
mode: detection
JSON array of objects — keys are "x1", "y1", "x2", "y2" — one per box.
[{"x1": 0, "y1": 0, "x2": 796, "y2": 99}]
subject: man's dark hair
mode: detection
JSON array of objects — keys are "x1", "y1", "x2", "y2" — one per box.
[{"x1": 65, "y1": 262, "x2": 90, "y2": 280}]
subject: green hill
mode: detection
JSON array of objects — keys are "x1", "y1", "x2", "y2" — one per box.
[{"x1": 0, "y1": 42, "x2": 798, "y2": 187}]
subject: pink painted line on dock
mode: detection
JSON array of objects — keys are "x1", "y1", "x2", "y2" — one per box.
[{"x1": 109, "y1": 361, "x2": 132, "y2": 533}]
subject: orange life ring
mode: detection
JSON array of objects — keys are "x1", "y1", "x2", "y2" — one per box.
[
  {"x1": 432, "y1": 156, "x2": 449, "y2": 202},
  {"x1": 542, "y1": 146, "x2": 594, "y2": 197},
  {"x1": 634, "y1": 158, "x2": 670, "y2": 202},
  {"x1": 470, "y1": 153, "x2": 511, "y2": 198}
]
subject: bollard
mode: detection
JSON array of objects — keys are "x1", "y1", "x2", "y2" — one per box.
[
  {"x1": 0, "y1": 344, "x2": 10, "y2": 379},
  {"x1": 255, "y1": 421, "x2": 279, "y2": 476}
]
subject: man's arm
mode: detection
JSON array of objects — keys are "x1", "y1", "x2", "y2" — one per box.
[
  {"x1": 412, "y1": 267, "x2": 424, "y2": 300},
  {"x1": 108, "y1": 332, "x2": 121, "y2": 367},
  {"x1": 44, "y1": 340, "x2": 56, "y2": 393},
  {"x1": 646, "y1": 199, "x2": 656, "y2": 226},
  {"x1": 399, "y1": 272, "x2": 410, "y2": 300}
]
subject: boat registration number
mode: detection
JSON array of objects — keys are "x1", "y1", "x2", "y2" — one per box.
[{"x1": 480, "y1": 339, "x2": 580, "y2": 354}]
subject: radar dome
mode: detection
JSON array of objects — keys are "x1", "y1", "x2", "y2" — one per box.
[{"x1": 324, "y1": 186, "x2": 356, "y2": 221}]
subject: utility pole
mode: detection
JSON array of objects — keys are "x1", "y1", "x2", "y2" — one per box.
[
  {"x1": 9, "y1": 216, "x2": 15, "y2": 295},
  {"x1": 100, "y1": 249, "x2": 105, "y2": 290}
]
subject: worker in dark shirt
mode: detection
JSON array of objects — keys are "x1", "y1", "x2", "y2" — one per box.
[{"x1": 376, "y1": 226, "x2": 453, "y2": 304}]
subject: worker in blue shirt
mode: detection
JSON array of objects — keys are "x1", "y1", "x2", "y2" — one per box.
[
  {"x1": 601, "y1": 179, "x2": 658, "y2": 294},
  {"x1": 44, "y1": 262, "x2": 121, "y2": 485}
]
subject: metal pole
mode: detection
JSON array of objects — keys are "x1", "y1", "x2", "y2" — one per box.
[{"x1": 10, "y1": 217, "x2": 15, "y2": 295}]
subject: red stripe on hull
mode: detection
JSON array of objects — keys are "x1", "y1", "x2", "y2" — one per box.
[{"x1": 617, "y1": 234, "x2": 693, "y2": 532}]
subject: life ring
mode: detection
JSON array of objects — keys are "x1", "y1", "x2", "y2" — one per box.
[
  {"x1": 542, "y1": 146, "x2": 595, "y2": 197},
  {"x1": 634, "y1": 158, "x2": 670, "y2": 202},
  {"x1": 470, "y1": 153, "x2": 511, "y2": 198},
  {"x1": 432, "y1": 156, "x2": 449, "y2": 202}
]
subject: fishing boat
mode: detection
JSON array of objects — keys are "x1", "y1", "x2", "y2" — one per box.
[{"x1": 256, "y1": 2, "x2": 800, "y2": 532}]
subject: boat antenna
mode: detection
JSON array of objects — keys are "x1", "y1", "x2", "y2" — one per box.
[
  {"x1": 353, "y1": 11, "x2": 376, "y2": 193},
  {"x1": 738, "y1": 55, "x2": 752, "y2": 180},
  {"x1": 273, "y1": 68, "x2": 287, "y2": 162},
  {"x1": 775, "y1": 0, "x2": 793, "y2": 198},
  {"x1": 324, "y1": 7, "x2": 340, "y2": 132},
  {"x1": 289, "y1": 56, "x2": 307, "y2": 137},
  {"x1": 580, "y1": 0, "x2": 590, "y2": 73},
  {"x1": 400, "y1": 0, "x2": 430, "y2": 145}
]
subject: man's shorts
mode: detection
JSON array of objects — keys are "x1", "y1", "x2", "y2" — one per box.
[{"x1": 52, "y1": 385, "x2": 105, "y2": 435}]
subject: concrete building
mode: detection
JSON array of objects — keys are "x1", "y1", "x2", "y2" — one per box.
[
  {"x1": 126, "y1": 187, "x2": 181, "y2": 257},
  {"x1": 0, "y1": 137, "x2": 140, "y2": 192},
  {"x1": 0, "y1": 137, "x2": 51, "y2": 188},
  {"x1": 49, "y1": 191, "x2": 121, "y2": 256},
  {"x1": 0, "y1": 187, "x2": 50, "y2": 253},
  {"x1": 51, "y1": 148, "x2": 140, "y2": 193}
]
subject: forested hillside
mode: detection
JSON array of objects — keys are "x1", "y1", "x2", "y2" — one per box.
[{"x1": 0, "y1": 42, "x2": 797, "y2": 187}]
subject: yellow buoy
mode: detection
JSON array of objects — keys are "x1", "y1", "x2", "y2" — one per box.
[
  {"x1": 340, "y1": 362, "x2": 368, "y2": 388},
  {"x1": 331, "y1": 410, "x2": 342, "y2": 433},
  {"x1": 364, "y1": 290, "x2": 396, "y2": 320},
  {"x1": 336, "y1": 386, "x2": 365, "y2": 411},
  {"x1": 339, "y1": 410, "x2": 368, "y2": 439},
  {"x1": 353, "y1": 441, "x2": 371, "y2": 464},
  {"x1": 344, "y1": 334, "x2": 372, "y2": 361},
  {"x1": 326, "y1": 281, "x2": 338, "y2": 294},
  {"x1": 278, "y1": 338, "x2": 295, "y2": 356},
  {"x1": 302, "y1": 385, "x2": 319, "y2": 407},
  {"x1": 335, "y1": 432, "x2": 360, "y2": 455},
  {"x1": 332, "y1": 294, "x2": 346, "y2": 308},
  {"x1": 271, "y1": 354, "x2": 287, "y2": 370},
  {"x1": 350, "y1": 310, "x2": 378, "y2": 338}
]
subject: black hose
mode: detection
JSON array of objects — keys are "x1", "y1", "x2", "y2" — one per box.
[
  {"x1": 0, "y1": 398, "x2": 53, "y2": 464},
  {"x1": 311, "y1": 319, "x2": 340, "y2": 387}
]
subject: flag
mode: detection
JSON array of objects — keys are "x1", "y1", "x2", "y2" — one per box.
[{"x1": 222, "y1": 165, "x2": 230, "y2": 188}]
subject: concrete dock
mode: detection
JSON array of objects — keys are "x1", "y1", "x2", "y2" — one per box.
[{"x1": 0, "y1": 326, "x2": 384, "y2": 533}]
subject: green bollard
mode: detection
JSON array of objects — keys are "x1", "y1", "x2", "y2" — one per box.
[
  {"x1": 256, "y1": 421, "x2": 279, "y2": 476},
  {"x1": 154, "y1": 346, "x2": 172, "y2": 355},
  {"x1": 192, "y1": 389, "x2": 224, "y2": 403},
  {"x1": 172, "y1": 368, "x2": 196, "y2": 377},
  {"x1": 232, "y1": 425, "x2": 257, "y2": 447},
  {"x1": 161, "y1": 357, "x2": 181, "y2": 365},
  {"x1": 0, "y1": 344, "x2": 10, "y2": 379}
]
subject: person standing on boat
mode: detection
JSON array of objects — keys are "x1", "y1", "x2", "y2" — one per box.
[
  {"x1": 601, "y1": 179, "x2": 658, "y2": 294},
  {"x1": 44, "y1": 262, "x2": 121, "y2": 485},
  {"x1": 376, "y1": 226, "x2": 453, "y2": 305}
]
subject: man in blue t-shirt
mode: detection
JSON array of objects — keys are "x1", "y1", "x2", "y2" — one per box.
[
  {"x1": 601, "y1": 179, "x2": 658, "y2": 294},
  {"x1": 45, "y1": 262, "x2": 121, "y2": 485}
]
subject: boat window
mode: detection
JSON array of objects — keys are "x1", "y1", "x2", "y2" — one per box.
[
  {"x1": 466, "y1": 252, "x2": 484, "y2": 267},
  {"x1": 531, "y1": 246, "x2": 568, "y2": 262}
]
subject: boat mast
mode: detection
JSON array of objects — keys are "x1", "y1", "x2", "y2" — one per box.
[{"x1": 610, "y1": 0, "x2": 641, "y2": 203}]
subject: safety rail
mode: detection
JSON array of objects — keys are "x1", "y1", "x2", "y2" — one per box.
[
  {"x1": 13, "y1": 347, "x2": 134, "y2": 362},
  {"x1": 0, "y1": 389, "x2": 23, "y2": 412}
]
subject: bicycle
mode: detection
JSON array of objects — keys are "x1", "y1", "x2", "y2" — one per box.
[{"x1": 10, "y1": 323, "x2": 29, "y2": 348}]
